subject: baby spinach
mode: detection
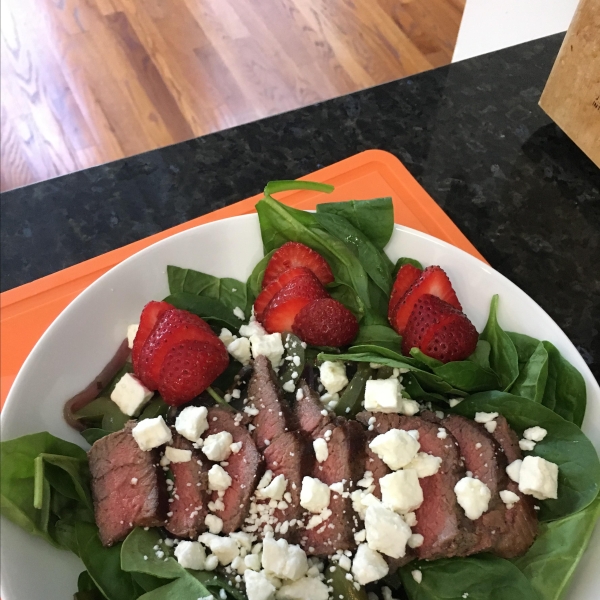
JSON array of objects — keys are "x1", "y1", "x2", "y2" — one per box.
[
  {"x1": 480, "y1": 295, "x2": 519, "y2": 390},
  {"x1": 353, "y1": 324, "x2": 402, "y2": 350},
  {"x1": 326, "y1": 281, "x2": 366, "y2": 321},
  {"x1": 121, "y1": 528, "x2": 183, "y2": 579},
  {"x1": 80, "y1": 429, "x2": 112, "y2": 445},
  {"x1": 507, "y1": 332, "x2": 540, "y2": 368},
  {"x1": 167, "y1": 266, "x2": 248, "y2": 317},
  {"x1": 314, "y1": 211, "x2": 394, "y2": 295},
  {"x1": 467, "y1": 340, "x2": 492, "y2": 370},
  {"x1": 280, "y1": 333, "x2": 306, "y2": 392},
  {"x1": 514, "y1": 497, "x2": 600, "y2": 600},
  {"x1": 432, "y1": 361, "x2": 500, "y2": 393},
  {"x1": 400, "y1": 554, "x2": 541, "y2": 600},
  {"x1": 402, "y1": 372, "x2": 449, "y2": 403},
  {"x1": 542, "y1": 341, "x2": 586, "y2": 427},
  {"x1": 264, "y1": 179, "x2": 334, "y2": 197},
  {"x1": 246, "y1": 249, "x2": 276, "y2": 306},
  {"x1": 409, "y1": 348, "x2": 443, "y2": 370},
  {"x1": 316, "y1": 197, "x2": 394, "y2": 250},
  {"x1": 335, "y1": 363, "x2": 372, "y2": 417},
  {"x1": 509, "y1": 341, "x2": 549, "y2": 403},
  {"x1": 137, "y1": 575, "x2": 212, "y2": 600},
  {"x1": 393, "y1": 256, "x2": 423, "y2": 277},
  {"x1": 325, "y1": 565, "x2": 368, "y2": 599},
  {"x1": 451, "y1": 392, "x2": 600, "y2": 521},
  {"x1": 164, "y1": 292, "x2": 243, "y2": 331}
]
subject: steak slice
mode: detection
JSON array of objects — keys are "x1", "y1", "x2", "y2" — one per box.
[
  {"x1": 247, "y1": 355, "x2": 294, "y2": 452},
  {"x1": 206, "y1": 407, "x2": 263, "y2": 534},
  {"x1": 295, "y1": 382, "x2": 332, "y2": 438},
  {"x1": 300, "y1": 418, "x2": 365, "y2": 556},
  {"x1": 490, "y1": 415, "x2": 538, "y2": 558},
  {"x1": 89, "y1": 421, "x2": 167, "y2": 546},
  {"x1": 365, "y1": 431, "x2": 390, "y2": 499},
  {"x1": 442, "y1": 414, "x2": 508, "y2": 555},
  {"x1": 165, "y1": 432, "x2": 209, "y2": 539},
  {"x1": 357, "y1": 411, "x2": 476, "y2": 560}
]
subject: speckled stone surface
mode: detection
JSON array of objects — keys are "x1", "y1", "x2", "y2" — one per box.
[{"x1": 1, "y1": 34, "x2": 599, "y2": 379}]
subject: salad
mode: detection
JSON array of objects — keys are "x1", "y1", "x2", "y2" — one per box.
[{"x1": 1, "y1": 180, "x2": 599, "y2": 600}]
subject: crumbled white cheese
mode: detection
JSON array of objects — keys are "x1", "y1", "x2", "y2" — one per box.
[
  {"x1": 233, "y1": 306, "x2": 246, "y2": 320},
  {"x1": 365, "y1": 504, "x2": 412, "y2": 559},
  {"x1": 404, "y1": 511, "x2": 417, "y2": 527},
  {"x1": 519, "y1": 439, "x2": 537, "y2": 451},
  {"x1": 245, "y1": 553, "x2": 262, "y2": 572},
  {"x1": 228, "y1": 337, "x2": 252, "y2": 365},
  {"x1": 127, "y1": 324, "x2": 139, "y2": 349},
  {"x1": 454, "y1": 477, "x2": 492, "y2": 520},
  {"x1": 411, "y1": 570, "x2": 422, "y2": 584},
  {"x1": 474, "y1": 412, "x2": 499, "y2": 423},
  {"x1": 364, "y1": 379, "x2": 403, "y2": 413},
  {"x1": 219, "y1": 328, "x2": 237, "y2": 347},
  {"x1": 408, "y1": 533, "x2": 424, "y2": 548},
  {"x1": 132, "y1": 416, "x2": 172, "y2": 451},
  {"x1": 262, "y1": 537, "x2": 308, "y2": 581},
  {"x1": 164, "y1": 446, "x2": 192, "y2": 463},
  {"x1": 499, "y1": 490, "x2": 520, "y2": 509},
  {"x1": 437, "y1": 428, "x2": 448, "y2": 440},
  {"x1": 400, "y1": 399, "x2": 420, "y2": 416},
  {"x1": 230, "y1": 441, "x2": 243, "y2": 454},
  {"x1": 244, "y1": 570, "x2": 276, "y2": 600},
  {"x1": 202, "y1": 431, "x2": 234, "y2": 461},
  {"x1": 319, "y1": 361, "x2": 348, "y2": 394},
  {"x1": 518, "y1": 456, "x2": 559, "y2": 500},
  {"x1": 369, "y1": 429, "x2": 420, "y2": 470},
  {"x1": 282, "y1": 380, "x2": 296, "y2": 393},
  {"x1": 174, "y1": 541, "x2": 206, "y2": 570},
  {"x1": 380, "y1": 470, "x2": 424, "y2": 513},
  {"x1": 256, "y1": 474, "x2": 288, "y2": 501},
  {"x1": 404, "y1": 453, "x2": 442, "y2": 478},
  {"x1": 205, "y1": 514, "x2": 224, "y2": 534},
  {"x1": 351, "y1": 544, "x2": 389, "y2": 585},
  {"x1": 523, "y1": 426, "x2": 548, "y2": 442},
  {"x1": 250, "y1": 333, "x2": 285, "y2": 368},
  {"x1": 313, "y1": 438, "x2": 329, "y2": 463},
  {"x1": 448, "y1": 398, "x2": 463, "y2": 408},
  {"x1": 208, "y1": 464, "x2": 233, "y2": 491},
  {"x1": 484, "y1": 421, "x2": 497, "y2": 433},
  {"x1": 506, "y1": 459, "x2": 523, "y2": 483},
  {"x1": 110, "y1": 373, "x2": 153, "y2": 416},
  {"x1": 240, "y1": 317, "x2": 267, "y2": 339},
  {"x1": 276, "y1": 577, "x2": 329, "y2": 600},
  {"x1": 200, "y1": 534, "x2": 238, "y2": 565},
  {"x1": 300, "y1": 477, "x2": 331, "y2": 513},
  {"x1": 175, "y1": 405, "x2": 209, "y2": 442}
]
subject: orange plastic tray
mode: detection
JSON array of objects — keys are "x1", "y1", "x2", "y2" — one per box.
[{"x1": 0, "y1": 150, "x2": 486, "y2": 407}]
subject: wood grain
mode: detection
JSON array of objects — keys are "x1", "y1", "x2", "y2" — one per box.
[{"x1": 0, "y1": 0, "x2": 465, "y2": 191}]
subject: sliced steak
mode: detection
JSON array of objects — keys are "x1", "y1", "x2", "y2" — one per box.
[
  {"x1": 165, "y1": 432, "x2": 209, "y2": 539},
  {"x1": 357, "y1": 411, "x2": 476, "y2": 560},
  {"x1": 247, "y1": 355, "x2": 294, "y2": 452},
  {"x1": 300, "y1": 418, "x2": 365, "y2": 556},
  {"x1": 442, "y1": 414, "x2": 508, "y2": 555},
  {"x1": 295, "y1": 382, "x2": 332, "y2": 438},
  {"x1": 205, "y1": 407, "x2": 264, "y2": 534},
  {"x1": 365, "y1": 431, "x2": 390, "y2": 499},
  {"x1": 490, "y1": 415, "x2": 538, "y2": 558},
  {"x1": 89, "y1": 421, "x2": 167, "y2": 546}
]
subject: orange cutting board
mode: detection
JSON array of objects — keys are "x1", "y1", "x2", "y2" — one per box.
[{"x1": 0, "y1": 150, "x2": 486, "y2": 407}]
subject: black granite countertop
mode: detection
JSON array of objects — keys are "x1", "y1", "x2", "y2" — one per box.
[{"x1": 1, "y1": 33, "x2": 599, "y2": 379}]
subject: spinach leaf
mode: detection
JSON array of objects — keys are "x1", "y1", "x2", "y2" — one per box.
[
  {"x1": 255, "y1": 196, "x2": 372, "y2": 309},
  {"x1": 480, "y1": 295, "x2": 519, "y2": 390},
  {"x1": 325, "y1": 565, "x2": 368, "y2": 599},
  {"x1": 507, "y1": 332, "x2": 540, "y2": 368},
  {"x1": 335, "y1": 363, "x2": 372, "y2": 417},
  {"x1": 432, "y1": 361, "x2": 500, "y2": 393},
  {"x1": 514, "y1": 497, "x2": 600, "y2": 600},
  {"x1": 246, "y1": 249, "x2": 276, "y2": 306},
  {"x1": 402, "y1": 372, "x2": 449, "y2": 403},
  {"x1": 451, "y1": 392, "x2": 600, "y2": 521},
  {"x1": 35, "y1": 453, "x2": 92, "y2": 509},
  {"x1": 314, "y1": 211, "x2": 393, "y2": 295},
  {"x1": 167, "y1": 266, "x2": 248, "y2": 317},
  {"x1": 393, "y1": 256, "x2": 424, "y2": 277},
  {"x1": 121, "y1": 528, "x2": 183, "y2": 579},
  {"x1": 316, "y1": 197, "x2": 394, "y2": 250},
  {"x1": 104, "y1": 363, "x2": 134, "y2": 396},
  {"x1": 80, "y1": 429, "x2": 111, "y2": 445},
  {"x1": 0, "y1": 432, "x2": 88, "y2": 548},
  {"x1": 349, "y1": 345, "x2": 406, "y2": 361},
  {"x1": 354, "y1": 324, "x2": 402, "y2": 350},
  {"x1": 139, "y1": 397, "x2": 170, "y2": 421},
  {"x1": 410, "y1": 348, "x2": 443, "y2": 370},
  {"x1": 467, "y1": 340, "x2": 492, "y2": 370},
  {"x1": 137, "y1": 574, "x2": 212, "y2": 600},
  {"x1": 542, "y1": 341, "x2": 586, "y2": 427},
  {"x1": 164, "y1": 293, "x2": 243, "y2": 330},
  {"x1": 280, "y1": 333, "x2": 305, "y2": 392},
  {"x1": 509, "y1": 341, "x2": 549, "y2": 403},
  {"x1": 400, "y1": 554, "x2": 541, "y2": 600},
  {"x1": 76, "y1": 522, "x2": 137, "y2": 600},
  {"x1": 73, "y1": 397, "x2": 117, "y2": 424},
  {"x1": 326, "y1": 281, "x2": 366, "y2": 321},
  {"x1": 264, "y1": 179, "x2": 334, "y2": 196},
  {"x1": 77, "y1": 570, "x2": 104, "y2": 600}
]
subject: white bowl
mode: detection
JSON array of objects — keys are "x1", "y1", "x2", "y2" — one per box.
[{"x1": 1, "y1": 215, "x2": 598, "y2": 599}]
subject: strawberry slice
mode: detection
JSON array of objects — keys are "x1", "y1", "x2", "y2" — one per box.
[
  {"x1": 136, "y1": 309, "x2": 221, "y2": 390},
  {"x1": 132, "y1": 301, "x2": 174, "y2": 372},
  {"x1": 262, "y1": 271, "x2": 328, "y2": 334},
  {"x1": 262, "y1": 242, "x2": 334, "y2": 288},
  {"x1": 158, "y1": 340, "x2": 229, "y2": 405},
  {"x1": 388, "y1": 264, "x2": 422, "y2": 321},
  {"x1": 390, "y1": 266, "x2": 462, "y2": 335},
  {"x1": 254, "y1": 267, "x2": 315, "y2": 322},
  {"x1": 292, "y1": 298, "x2": 359, "y2": 347},
  {"x1": 402, "y1": 294, "x2": 478, "y2": 362}
]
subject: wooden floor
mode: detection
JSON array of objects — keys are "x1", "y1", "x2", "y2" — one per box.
[{"x1": 0, "y1": 0, "x2": 465, "y2": 192}]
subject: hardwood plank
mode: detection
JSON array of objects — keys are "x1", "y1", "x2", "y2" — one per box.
[{"x1": 1, "y1": 0, "x2": 466, "y2": 191}]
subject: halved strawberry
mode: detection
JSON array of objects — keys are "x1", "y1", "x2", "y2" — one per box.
[
  {"x1": 158, "y1": 340, "x2": 229, "y2": 405},
  {"x1": 402, "y1": 294, "x2": 478, "y2": 362},
  {"x1": 262, "y1": 272, "x2": 328, "y2": 334},
  {"x1": 388, "y1": 264, "x2": 422, "y2": 321},
  {"x1": 292, "y1": 298, "x2": 359, "y2": 347},
  {"x1": 136, "y1": 309, "x2": 222, "y2": 390},
  {"x1": 390, "y1": 266, "x2": 462, "y2": 335},
  {"x1": 262, "y1": 242, "x2": 334, "y2": 288},
  {"x1": 254, "y1": 267, "x2": 315, "y2": 322},
  {"x1": 132, "y1": 301, "x2": 174, "y2": 372}
]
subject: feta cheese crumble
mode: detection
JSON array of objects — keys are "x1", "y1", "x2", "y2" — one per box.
[
  {"x1": 300, "y1": 477, "x2": 331, "y2": 513},
  {"x1": 411, "y1": 570, "x2": 422, "y2": 584},
  {"x1": 364, "y1": 379, "x2": 403, "y2": 413},
  {"x1": 506, "y1": 459, "x2": 523, "y2": 483},
  {"x1": 523, "y1": 426, "x2": 548, "y2": 442},
  {"x1": 454, "y1": 477, "x2": 491, "y2": 520},
  {"x1": 262, "y1": 537, "x2": 308, "y2": 581},
  {"x1": 244, "y1": 570, "x2": 276, "y2": 600},
  {"x1": 164, "y1": 446, "x2": 192, "y2": 463},
  {"x1": 351, "y1": 544, "x2": 389, "y2": 585},
  {"x1": 474, "y1": 412, "x2": 498, "y2": 423},
  {"x1": 132, "y1": 416, "x2": 172, "y2": 451},
  {"x1": 313, "y1": 438, "x2": 329, "y2": 463},
  {"x1": 380, "y1": 470, "x2": 423, "y2": 513},
  {"x1": 255, "y1": 473, "x2": 288, "y2": 501},
  {"x1": 364, "y1": 504, "x2": 412, "y2": 559},
  {"x1": 499, "y1": 490, "x2": 520, "y2": 509},
  {"x1": 175, "y1": 405, "x2": 209, "y2": 442},
  {"x1": 202, "y1": 431, "x2": 234, "y2": 461},
  {"x1": 250, "y1": 333, "x2": 285, "y2": 368},
  {"x1": 110, "y1": 373, "x2": 153, "y2": 416},
  {"x1": 404, "y1": 452, "x2": 442, "y2": 478},
  {"x1": 204, "y1": 514, "x2": 224, "y2": 534},
  {"x1": 233, "y1": 306, "x2": 245, "y2": 320},
  {"x1": 519, "y1": 439, "x2": 537, "y2": 451},
  {"x1": 319, "y1": 361, "x2": 348, "y2": 394},
  {"x1": 518, "y1": 455, "x2": 559, "y2": 500},
  {"x1": 208, "y1": 464, "x2": 233, "y2": 491},
  {"x1": 369, "y1": 429, "x2": 420, "y2": 470},
  {"x1": 228, "y1": 337, "x2": 252, "y2": 365},
  {"x1": 127, "y1": 324, "x2": 139, "y2": 349},
  {"x1": 174, "y1": 541, "x2": 206, "y2": 570},
  {"x1": 277, "y1": 577, "x2": 329, "y2": 600}
]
